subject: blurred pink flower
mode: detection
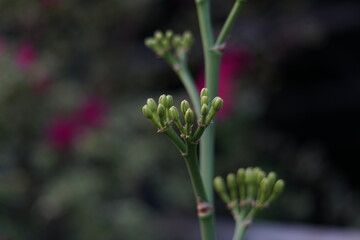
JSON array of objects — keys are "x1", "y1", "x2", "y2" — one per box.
[
  {"x1": 196, "y1": 48, "x2": 249, "y2": 120},
  {"x1": 45, "y1": 96, "x2": 108, "y2": 150},
  {"x1": 15, "y1": 41, "x2": 36, "y2": 70}
]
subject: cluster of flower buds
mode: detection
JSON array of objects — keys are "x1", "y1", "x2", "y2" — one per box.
[
  {"x1": 145, "y1": 30, "x2": 194, "y2": 58},
  {"x1": 142, "y1": 88, "x2": 223, "y2": 141},
  {"x1": 214, "y1": 167, "x2": 284, "y2": 213}
]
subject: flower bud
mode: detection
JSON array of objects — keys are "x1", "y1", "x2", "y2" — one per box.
[
  {"x1": 267, "y1": 179, "x2": 285, "y2": 204},
  {"x1": 157, "y1": 104, "x2": 166, "y2": 119},
  {"x1": 142, "y1": 105, "x2": 153, "y2": 119},
  {"x1": 200, "y1": 88, "x2": 209, "y2": 97},
  {"x1": 159, "y1": 94, "x2": 167, "y2": 106},
  {"x1": 146, "y1": 98, "x2": 157, "y2": 112},
  {"x1": 185, "y1": 108, "x2": 194, "y2": 124},
  {"x1": 201, "y1": 104, "x2": 209, "y2": 117},
  {"x1": 237, "y1": 168, "x2": 246, "y2": 201},
  {"x1": 267, "y1": 172, "x2": 277, "y2": 189},
  {"x1": 154, "y1": 30, "x2": 163, "y2": 41},
  {"x1": 258, "y1": 178, "x2": 271, "y2": 204},
  {"x1": 201, "y1": 96, "x2": 209, "y2": 106},
  {"x1": 165, "y1": 30, "x2": 173, "y2": 40},
  {"x1": 245, "y1": 168, "x2": 256, "y2": 200},
  {"x1": 227, "y1": 173, "x2": 238, "y2": 201},
  {"x1": 181, "y1": 100, "x2": 190, "y2": 115},
  {"x1": 214, "y1": 176, "x2": 231, "y2": 204},
  {"x1": 173, "y1": 35, "x2": 182, "y2": 48},
  {"x1": 183, "y1": 31, "x2": 194, "y2": 48},
  {"x1": 145, "y1": 38, "x2": 156, "y2": 48},
  {"x1": 166, "y1": 95, "x2": 173, "y2": 107},
  {"x1": 257, "y1": 171, "x2": 266, "y2": 185},
  {"x1": 212, "y1": 97, "x2": 224, "y2": 111},
  {"x1": 169, "y1": 106, "x2": 180, "y2": 120}
]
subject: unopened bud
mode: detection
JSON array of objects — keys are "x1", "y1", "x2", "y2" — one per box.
[
  {"x1": 142, "y1": 105, "x2": 153, "y2": 119},
  {"x1": 154, "y1": 31, "x2": 163, "y2": 41},
  {"x1": 257, "y1": 171, "x2": 266, "y2": 185},
  {"x1": 214, "y1": 176, "x2": 231, "y2": 204},
  {"x1": 166, "y1": 95, "x2": 173, "y2": 107},
  {"x1": 200, "y1": 88, "x2": 209, "y2": 97},
  {"x1": 185, "y1": 108, "x2": 194, "y2": 124},
  {"x1": 181, "y1": 100, "x2": 190, "y2": 115},
  {"x1": 157, "y1": 104, "x2": 166, "y2": 119},
  {"x1": 201, "y1": 96, "x2": 209, "y2": 106},
  {"x1": 201, "y1": 104, "x2": 209, "y2": 117},
  {"x1": 159, "y1": 94, "x2": 167, "y2": 106},
  {"x1": 169, "y1": 106, "x2": 180, "y2": 120},
  {"x1": 259, "y1": 178, "x2": 271, "y2": 204},
  {"x1": 245, "y1": 168, "x2": 256, "y2": 200},
  {"x1": 145, "y1": 38, "x2": 156, "y2": 48},
  {"x1": 267, "y1": 172, "x2": 277, "y2": 189},
  {"x1": 173, "y1": 35, "x2": 182, "y2": 48},
  {"x1": 165, "y1": 30, "x2": 173, "y2": 40},
  {"x1": 267, "y1": 179, "x2": 285, "y2": 204},
  {"x1": 227, "y1": 173, "x2": 238, "y2": 201},
  {"x1": 147, "y1": 98, "x2": 157, "y2": 112},
  {"x1": 237, "y1": 168, "x2": 246, "y2": 201},
  {"x1": 212, "y1": 97, "x2": 224, "y2": 111}
]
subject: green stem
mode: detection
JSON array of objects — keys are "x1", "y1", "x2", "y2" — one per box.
[
  {"x1": 215, "y1": 0, "x2": 245, "y2": 48},
  {"x1": 183, "y1": 142, "x2": 216, "y2": 240},
  {"x1": 164, "y1": 127, "x2": 186, "y2": 153},
  {"x1": 232, "y1": 220, "x2": 248, "y2": 240}
]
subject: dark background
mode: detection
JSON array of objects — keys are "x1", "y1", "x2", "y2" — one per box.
[{"x1": 0, "y1": 0, "x2": 359, "y2": 239}]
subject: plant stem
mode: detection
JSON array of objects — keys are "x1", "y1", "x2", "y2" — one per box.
[
  {"x1": 232, "y1": 220, "x2": 248, "y2": 240},
  {"x1": 184, "y1": 142, "x2": 216, "y2": 240},
  {"x1": 215, "y1": 0, "x2": 245, "y2": 48},
  {"x1": 195, "y1": 0, "x2": 222, "y2": 206}
]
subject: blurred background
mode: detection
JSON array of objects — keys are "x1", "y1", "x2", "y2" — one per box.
[{"x1": 0, "y1": 0, "x2": 359, "y2": 239}]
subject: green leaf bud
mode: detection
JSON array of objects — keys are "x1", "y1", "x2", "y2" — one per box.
[
  {"x1": 166, "y1": 95, "x2": 173, "y2": 108},
  {"x1": 142, "y1": 105, "x2": 153, "y2": 119},
  {"x1": 227, "y1": 173, "x2": 238, "y2": 201},
  {"x1": 212, "y1": 97, "x2": 224, "y2": 111},
  {"x1": 214, "y1": 176, "x2": 231, "y2": 204},
  {"x1": 146, "y1": 98, "x2": 157, "y2": 112},
  {"x1": 200, "y1": 88, "x2": 209, "y2": 97},
  {"x1": 201, "y1": 96, "x2": 209, "y2": 106},
  {"x1": 181, "y1": 100, "x2": 190, "y2": 115},
  {"x1": 185, "y1": 108, "x2": 195, "y2": 124}
]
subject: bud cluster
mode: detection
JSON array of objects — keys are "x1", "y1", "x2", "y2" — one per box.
[
  {"x1": 142, "y1": 88, "x2": 223, "y2": 140},
  {"x1": 145, "y1": 30, "x2": 194, "y2": 58},
  {"x1": 214, "y1": 167, "x2": 284, "y2": 214}
]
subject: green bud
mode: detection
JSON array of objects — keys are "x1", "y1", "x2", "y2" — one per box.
[
  {"x1": 159, "y1": 94, "x2": 167, "y2": 106},
  {"x1": 183, "y1": 31, "x2": 194, "y2": 48},
  {"x1": 201, "y1": 104, "x2": 209, "y2": 118},
  {"x1": 142, "y1": 105, "x2": 153, "y2": 119},
  {"x1": 166, "y1": 95, "x2": 173, "y2": 107},
  {"x1": 214, "y1": 176, "x2": 231, "y2": 204},
  {"x1": 145, "y1": 38, "x2": 156, "y2": 48},
  {"x1": 185, "y1": 108, "x2": 194, "y2": 124},
  {"x1": 267, "y1": 179, "x2": 285, "y2": 204},
  {"x1": 165, "y1": 30, "x2": 173, "y2": 40},
  {"x1": 257, "y1": 171, "x2": 266, "y2": 185},
  {"x1": 154, "y1": 31, "x2": 163, "y2": 41},
  {"x1": 169, "y1": 106, "x2": 180, "y2": 120},
  {"x1": 201, "y1": 96, "x2": 209, "y2": 106},
  {"x1": 173, "y1": 35, "x2": 182, "y2": 48},
  {"x1": 157, "y1": 104, "x2": 166, "y2": 119},
  {"x1": 181, "y1": 100, "x2": 190, "y2": 115},
  {"x1": 212, "y1": 97, "x2": 224, "y2": 111},
  {"x1": 227, "y1": 173, "x2": 238, "y2": 202},
  {"x1": 245, "y1": 168, "x2": 256, "y2": 200},
  {"x1": 200, "y1": 88, "x2": 209, "y2": 97},
  {"x1": 259, "y1": 178, "x2": 271, "y2": 204},
  {"x1": 237, "y1": 168, "x2": 246, "y2": 201},
  {"x1": 267, "y1": 172, "x2": 277, "y2": 189},
  {"x1": 146, "y1": 98, "x2": 157, "y2": 112}
]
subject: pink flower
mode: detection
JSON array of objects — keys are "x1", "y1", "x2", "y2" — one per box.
[
  {"x1": 15, "y1": 41, "x2": 36, "y2": 70},
  {"x1": 45, "y1": 96, "x2": 108, "y2": 150},
  {"x1": 197, "y1": 48, "x2": 249, "y2": 120}
]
